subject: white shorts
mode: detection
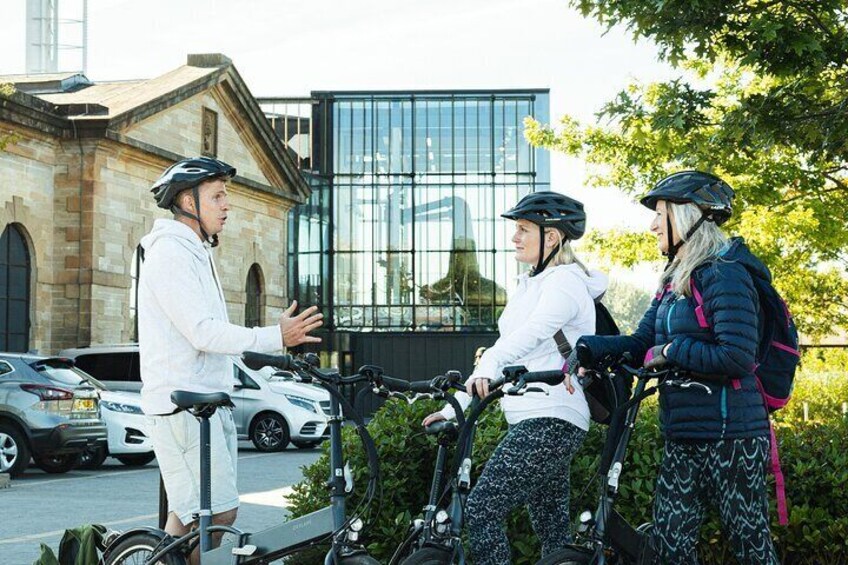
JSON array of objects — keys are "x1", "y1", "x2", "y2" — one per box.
[{"x1": 147, "y1": 407, "x2": 239, "y2": 526}]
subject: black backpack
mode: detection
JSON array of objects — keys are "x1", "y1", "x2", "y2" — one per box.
[{"x1": 554, "y1": 300, "x2": 627, "y2": 426}]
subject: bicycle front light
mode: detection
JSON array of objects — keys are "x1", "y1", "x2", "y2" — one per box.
[{"x1": 284, "y1": 394, "x2": 319, "y2": 413}]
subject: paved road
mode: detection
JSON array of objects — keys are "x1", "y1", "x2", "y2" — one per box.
[{"x1": 0, "y1": 443, "x2": 321, "y2": 564}]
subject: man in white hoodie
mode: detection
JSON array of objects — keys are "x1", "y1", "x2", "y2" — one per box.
[{"x1": 138, "y1": 157, "x2": 323, "y2": 553}]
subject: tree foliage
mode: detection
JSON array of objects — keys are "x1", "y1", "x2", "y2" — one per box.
[{"x1": 526, "y1": 0, "x2": 848, "y2": 339}]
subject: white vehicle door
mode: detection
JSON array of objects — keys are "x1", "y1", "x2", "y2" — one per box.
[{"x1": 231, "y1": 361, "x2": 264, "y2": 437}]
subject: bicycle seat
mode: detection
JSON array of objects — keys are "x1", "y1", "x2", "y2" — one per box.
[{"x1": 170, "y1": 390, "x2": 233, "y2": 410}]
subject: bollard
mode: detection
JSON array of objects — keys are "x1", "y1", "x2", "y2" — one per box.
[
  {"x1": 0, "y1": 473, "x2": 10, "y2": 489},
  {"x1": 842, "y1": 402, "x2": 847, "y2": 417},
  {"x1": 803, "y1": 402, "x2": 809, "y2": 422}
]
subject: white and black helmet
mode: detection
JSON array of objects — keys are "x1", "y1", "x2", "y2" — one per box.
[
  {"x1": 150, "y1": 156, "x2": 236, "y2": 210},
  {"x1": 150, "y1": 157, "x2": 235, "y2": 247}
]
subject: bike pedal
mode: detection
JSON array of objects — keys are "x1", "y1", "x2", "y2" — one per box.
[{"x1": 232, "y1": 544, "x2": 257, "y2": 556}]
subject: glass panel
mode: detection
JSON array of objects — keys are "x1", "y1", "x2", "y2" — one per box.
[
  {"x1": 314, "y1": 92, "x2": 549, "y2": 331},
  {"x1": 516, "y1": 99, "x2": 531, "y2": 173},
  {"x1": 413, "y1": 101, "x2": 429, "y2": 173}
]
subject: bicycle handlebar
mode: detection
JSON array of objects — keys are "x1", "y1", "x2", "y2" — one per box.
[{"x1": 242, "y1": 352, "x2": 294, "y2": 372}]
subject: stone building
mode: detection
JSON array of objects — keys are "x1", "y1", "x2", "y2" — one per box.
[{"x1": 0, "y1": 54, "x2": 308, "y2": 354}]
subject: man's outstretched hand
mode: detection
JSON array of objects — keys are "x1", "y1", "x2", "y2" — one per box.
[{"x1": 279, "y1": 301, "x2": 323, "y2": 347}]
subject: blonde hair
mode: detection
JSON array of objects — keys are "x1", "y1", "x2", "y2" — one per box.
[
  {"x1": 546, "y1": 228, "x2": 590, "y2": 275},
  {"x1": 661, "y1": 201, "x2": 728, "y2": 296}
]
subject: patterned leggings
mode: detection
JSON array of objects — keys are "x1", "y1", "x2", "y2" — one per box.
[
  {"x1": 652, "y1": 437, "x2": 778, "y2": 564},
  {"x1": 465, "y1": 417, "x2": 587, "y2": 565}
]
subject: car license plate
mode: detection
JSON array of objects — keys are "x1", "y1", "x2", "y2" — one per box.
[{"x1": 73, "y1": 397, "x2": 96, "y2": 412}]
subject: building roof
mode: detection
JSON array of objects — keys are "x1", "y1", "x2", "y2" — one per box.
[
  {"x1": 0, "y1": 54, "x2": 309, "y2": 202},
  {"x1": 37, "y1": 65, "x2": 216, "y2": 121}
]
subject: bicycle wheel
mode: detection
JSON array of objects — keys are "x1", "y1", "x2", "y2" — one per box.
[
  {"x1": 105, "y1": 532, "x2": 186, "y2": 565},
  {"x1": 400, "y1": 546, "x2": 456, "y2": 565},
  {"x1": 535, "y1": 546, "x2": 594, "y2": 565}
]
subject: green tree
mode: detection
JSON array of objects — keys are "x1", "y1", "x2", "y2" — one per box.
[
  {"x1": 603, "y1": 277, "x2": 654, "y2": 335},
  {"x1": 526, "y1": 0, "x2": 848, "y2": 340}
]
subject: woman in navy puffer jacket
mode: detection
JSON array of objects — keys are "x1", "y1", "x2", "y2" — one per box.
[{"x1": 576, "y1": 171, "x2": 777, "y2": 564}]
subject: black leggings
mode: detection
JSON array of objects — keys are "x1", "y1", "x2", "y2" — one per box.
[
  {"x1": 652, "y1": 437, "x2": 778, "y2": 564},
  {"x1": 465, "y1": 417, "x2": 587, "y2": 565}
]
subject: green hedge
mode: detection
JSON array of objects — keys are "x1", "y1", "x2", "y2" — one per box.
[{"x1": 284, "y1": 371, "x2": 848, "y2": 564}]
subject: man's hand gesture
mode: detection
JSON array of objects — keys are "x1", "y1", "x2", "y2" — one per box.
[{"x1": 279, "y1": 301, "x2": 323, "y2": 347}]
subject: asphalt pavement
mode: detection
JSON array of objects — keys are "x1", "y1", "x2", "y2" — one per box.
[{"x1": 0, "y1": 442, "x2": 321, "y2": 564}]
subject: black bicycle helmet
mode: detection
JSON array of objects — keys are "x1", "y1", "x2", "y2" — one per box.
[
  {"x1": 640, "y1": 171, "x2": 734, "y2": 262},
  {"x1": 501, "y1": 191, "x2": 586, "y2": 240},
  {"x1": 640, "y1": 170, "x2": 734, "y2": 225},
  {"x1": 502, "y1": 191, "x2": 586, "y2": 276},
  {"x1": 151, "y1": 156, "x2": 236, "y2": 210},
  {"x1": 150, "y1": 157, "x2": 235, "y2": 247}
]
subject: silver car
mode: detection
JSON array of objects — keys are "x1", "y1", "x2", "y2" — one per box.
[
  {"x1": 230, "y1": 357, "x2": 330, "y2": 451},
  {"x1": 59, "y1": 345, "x2": 330, "y2": 451},
  {"x1": 0, "y1": 353, "x2": 107, "y2": 476}
]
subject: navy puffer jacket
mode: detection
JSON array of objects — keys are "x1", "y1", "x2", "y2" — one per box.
[{"x1": 578, "y1": 238, "x2": 770, "y2": 440}]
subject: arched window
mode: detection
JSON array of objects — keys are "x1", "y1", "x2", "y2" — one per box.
[
  {"x1": 0, "y1": 224, "x2": 32, "y2": 352},
  {"x1": 245, "y1": 264, "x2": 264, "y2": 328}
]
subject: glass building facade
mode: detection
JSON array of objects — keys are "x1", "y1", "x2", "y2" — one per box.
[{"x1": 261, "y1": 90, "x2": 550, "y2": 334}]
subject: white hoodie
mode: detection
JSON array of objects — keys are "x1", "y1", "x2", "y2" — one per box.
[
  {"x1": 137, "y1": 219, "x2": 282, "y2": 415},
  {"x1": 440, "y1": 263, "x2": 608, "y2": 431}
]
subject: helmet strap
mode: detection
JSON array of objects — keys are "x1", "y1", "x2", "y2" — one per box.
[
  {"x1": 530, "y1": 226, "x2": 562, "y2": 277},
  {"x1": 663, "y1": 212, "x2": 709, "y2": 263},
  {"x1": 171, "y1": 186, "x2": 219, "y2": 247}
]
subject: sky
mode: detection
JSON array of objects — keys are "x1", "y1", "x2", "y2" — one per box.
[{"x1": 0, "y1": 0, "x2": 677, "y2": 237}]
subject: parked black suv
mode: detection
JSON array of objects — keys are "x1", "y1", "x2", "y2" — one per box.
[{"x1": 0, "y1": 353, "x2": 108, "y2": 476}]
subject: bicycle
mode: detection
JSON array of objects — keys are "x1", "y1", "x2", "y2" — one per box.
[
  {"x1": 374, "y1": 365, "x2": 568, "y2": 565},
  {"x1": 536, "y1": 347, "x2": 716, "y2": 565},
  {"x1": 103, "y1": 351, "x2": 382, "y2": 565}
]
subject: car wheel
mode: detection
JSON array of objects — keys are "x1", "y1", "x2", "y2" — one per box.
[
  {"x1": 0, "y1": 423, "x2": 31, "y2": 477},
  {"x1": 115, "y1": 452, "x2": 156, "y2": 467},
  {"x1": 291, "y1": 440, "x2": 321, "y2": 449},
  {"x1": 250, "y1": 412, "x2": 290, "y2": 452},
  {"x1": 34, "y1": 452, "x2": 82, "y2": 474},
  {"x1": 79, "y1": 444, "x2": 109, "y2": 470}
]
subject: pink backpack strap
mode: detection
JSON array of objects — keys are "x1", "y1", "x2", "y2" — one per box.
[
  {"x1": 756, "y1": 377, "x2": 789, "y2": 525},
  {"x1": 689, "y1": 278, "x2": 709, "y2": 329},
  {"x1": 769, "y1": 421, "x2": 789, "y2": 526}
]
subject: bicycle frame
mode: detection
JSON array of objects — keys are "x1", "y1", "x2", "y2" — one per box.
[
  {"x1": 107, "y1": 353, "x2": 383, "y2": 565},
  {"x1": 565, "y1": 365, "x2": 680, "y2": 565}
]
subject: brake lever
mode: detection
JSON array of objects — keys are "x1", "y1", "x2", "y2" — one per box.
[{"x1": 665, "y1": 379, "x2": 712, "y2": 394}]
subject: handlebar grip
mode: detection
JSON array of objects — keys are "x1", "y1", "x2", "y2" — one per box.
[
  {"x1": 409, "y1": 379, "x2": 435, "y2": 393},
  {"x1": 242, "y1": 352, "x2": 293, "y2": 371},
  {"x1": 379, "y1": 375, "x2": 411, "y2": 392},
  {"x1": 523, "y1": 370, "x2": 566, "y2": 386},
  {"x1": 425, "y1": 420, "x2": 457, "y2": 436}
]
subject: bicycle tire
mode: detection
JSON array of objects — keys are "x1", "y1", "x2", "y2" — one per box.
[
  {"x1": 535, "y1": 546, "x2": 594, "y2": 565},
  {"x1": 105, "y1": 532, "x2": 186, "y2": 565},
  {"x1": 399, "y1": 546, "x2": 456, "y2": 565}
]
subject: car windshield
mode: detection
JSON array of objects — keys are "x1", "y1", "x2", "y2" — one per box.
[{"x1": 31, "y1": 359, "x2": 108, "y2": 391}]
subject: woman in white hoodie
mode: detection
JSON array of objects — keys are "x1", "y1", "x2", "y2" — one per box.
[{"x1": 422, "y1": 192, "x2": 607, "y2": 565}]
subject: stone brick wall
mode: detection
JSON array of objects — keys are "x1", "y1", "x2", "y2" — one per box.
[
  {"x1": 1, "y1": 94, "x2": 297, "y2": 353},
  {"x1": 0, "y1": 124, "x2": 58, "y2": 354},
  {"x1": 125, "y1": 89, "x2": 268, "y2": 186}
]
